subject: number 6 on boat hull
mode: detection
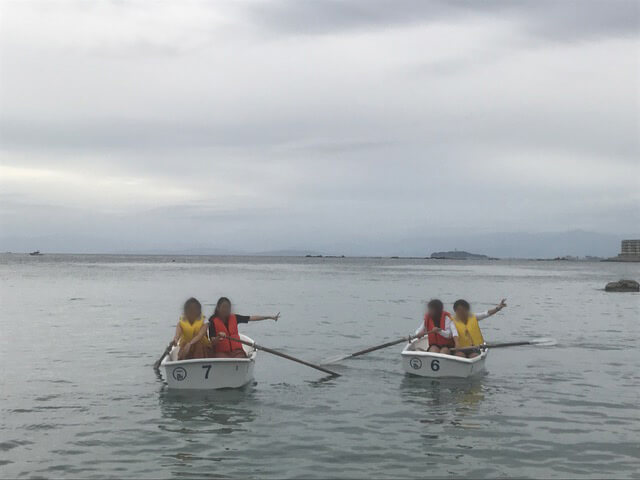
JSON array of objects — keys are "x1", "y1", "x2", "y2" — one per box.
[{"x1": 401, "y1": 337, "x2": 488, "y2": 378}]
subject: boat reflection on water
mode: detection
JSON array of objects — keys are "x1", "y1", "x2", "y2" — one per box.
[
  {"x1": 158, "y1": 385, "x2": 258, "y2": 434},
  {"x1": 400, "y1": 375, "x2": 487, "y2": 427}
]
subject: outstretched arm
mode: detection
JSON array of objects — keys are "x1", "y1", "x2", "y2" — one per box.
[
  {"x1": 488, "y1": 298, "x2": 507, "y2": 316},
  {"x1": 249, "y1": 312, "x2": 280, "y2": 322},
  {"x1": 478, "y1": 299, "x2": 507, "y2": 320}
]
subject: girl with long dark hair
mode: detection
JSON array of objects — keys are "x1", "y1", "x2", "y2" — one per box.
[
  {"x1": 208, "y1": 297, "x2": 280, "y2": 358},
  {"x1": 414, "y1": 299, "x2": 460, "y2": 355}
]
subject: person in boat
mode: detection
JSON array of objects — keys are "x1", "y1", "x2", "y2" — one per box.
[
  {"x1": 171, "y1": 297, "x2": 210, "y2": 360},
  {"x1": 452, "y1": 298, "x2": 507, "y2": 358},
  {"x1": 186, "y1": 297, "x2": 280, "y2": 358},
  {"x1": 415, "y1": 299, "x2": 460, "y2": 355}
]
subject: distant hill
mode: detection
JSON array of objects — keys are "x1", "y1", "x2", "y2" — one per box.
[{"x1": 430, "y1": 250, "x2": 490, "y2": 260}]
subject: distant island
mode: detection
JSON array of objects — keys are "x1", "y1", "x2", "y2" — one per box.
[{"x1": 430, "y1": 250, "x2": 494, "y2": 260}]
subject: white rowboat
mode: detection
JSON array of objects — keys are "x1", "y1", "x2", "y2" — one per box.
[
  {"x1": 161, "y1": 334, "x2": 257, "y2": 390},
  {"x1": 401, "y1": 337, "x2": 488, "y2": 378}
]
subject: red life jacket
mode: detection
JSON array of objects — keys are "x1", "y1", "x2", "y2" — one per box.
[
  {"x1": 424, "y1": 311, "x2": 454, "y2": 347},
  {"x1": 210, "y1": 314, "x2": 243, "y2": 353}
]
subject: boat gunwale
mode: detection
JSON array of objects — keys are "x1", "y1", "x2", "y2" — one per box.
[
  {"x1": 401, "y1": 344, "x2": 488, "y2": 364},
  {"x1": 162, "y1": 353, "x2": 256, "y2": 367}
]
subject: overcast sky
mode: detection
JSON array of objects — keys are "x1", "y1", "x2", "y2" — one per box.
[{"x1": 0, "y1": 0, "x2": 638, "y2": 255}]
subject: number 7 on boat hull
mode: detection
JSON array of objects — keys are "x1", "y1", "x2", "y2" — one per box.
[
  {"x1": 401, "y1": 338, "x2": 488, "y2": 378},
  {"x1": 161, "y1": 334, "x2": 257, "y2": 389}
]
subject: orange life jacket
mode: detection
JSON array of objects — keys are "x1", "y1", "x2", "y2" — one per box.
[
  {"x1": 210, "y1": 314, "x2": 243, "y2": 353},
  {"x1": 424, "y1": 311, "x2": 454, "y2": 347}
]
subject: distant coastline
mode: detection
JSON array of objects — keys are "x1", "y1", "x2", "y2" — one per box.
[
  {"x1": 3, "y1": 230, "x2": 639, "y2": 259},
  {"x1": 2, "y1": 251, "x2": 614, "y2": 262}
]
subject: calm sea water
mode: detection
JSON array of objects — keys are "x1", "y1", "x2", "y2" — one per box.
[{"x1": 1, "y1": 254, "x2": 639, "y2": 478}]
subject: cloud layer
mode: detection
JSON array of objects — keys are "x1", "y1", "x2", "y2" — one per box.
[{"x1": 0, "y1": 0, "x2": 638, "y2": 255}]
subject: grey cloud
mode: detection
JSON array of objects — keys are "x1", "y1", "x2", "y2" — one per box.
[
  {"x1": 0, "y1": 117, "x2": 305, "y2": 152},
  {"x1": 521, "y1": 0, "x2": 640, "y2": 41},
  {"x1": 246, "y1": 0, "x2": 639, "y2": 41},
  {"x1": 0, "y1": 119, "x2": 393, "y2": 156},
  {"x1": 278, "y1": 139, "x2": 394, "y2": 154},
  {"x1": 2, "y1": 103, "x2": 636, "y2": 170}
]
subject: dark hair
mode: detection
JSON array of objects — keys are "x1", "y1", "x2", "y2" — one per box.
[
  {"x1": 453, "y1": 299, "x2": 470, "y2": 311},
  {"x1": 213, "y1": 296, "x2": 231, "y2": 319},
  {"x1": 208, "y1": 297, "x2": 232, "y2": 340},
  {"x1": 183, "y1": 297, "x2": 202, "y2": 315},
  {"x1": 427, "y1": 299, "x2": 444, "y2": 328}
]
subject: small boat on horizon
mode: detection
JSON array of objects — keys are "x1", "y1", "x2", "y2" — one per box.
[
  {"x1": 401, "y1": 337, "x2": 488, "y2": 378},
  {"x1": 161, "y1": 333, "x2": 257, "y2": 390},
  {"x1": 29, "y1": 250, "x2": 43, "y2": 256}
]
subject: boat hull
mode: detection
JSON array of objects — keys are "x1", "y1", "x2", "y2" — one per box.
[
  {"x1": 161, "y1": 334, "x2": 256, "y2": 390},
  {"x1": 401, "y1": 338, "x2": 488, "y2": 378}
]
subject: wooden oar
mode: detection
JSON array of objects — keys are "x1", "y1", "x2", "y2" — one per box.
[
  {"x1": 322, "y1": 335, "x2": 415, "y2": 365},
  {"x1": 450, "y1": 337, "x2": 556, "y2": 354},
  {"x1": 153, "y1": 343, "x2": 173, "y2": 370},
  {"x1": 228, "y1": 336, "x2": 341, "y2": 377}
]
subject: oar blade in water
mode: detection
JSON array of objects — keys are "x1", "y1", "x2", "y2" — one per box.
[
  {"x1": 321, "y1": 354, "x2": 352, "y2": 365},
  {"x1": 529, "y1": 337, "x2": 557, "y2": 346}
]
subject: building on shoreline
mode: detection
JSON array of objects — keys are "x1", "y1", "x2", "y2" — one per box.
[{"x1": 606, "y1": 239, "x2": 640, "y2": 262}]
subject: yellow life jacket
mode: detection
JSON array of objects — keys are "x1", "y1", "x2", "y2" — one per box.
[
  {"x1": 453, "y1": 314, "x2": 485, "y2": 348},
  {"x1": 178, "y1": 315, "x2": 209, "y2": 346}
]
